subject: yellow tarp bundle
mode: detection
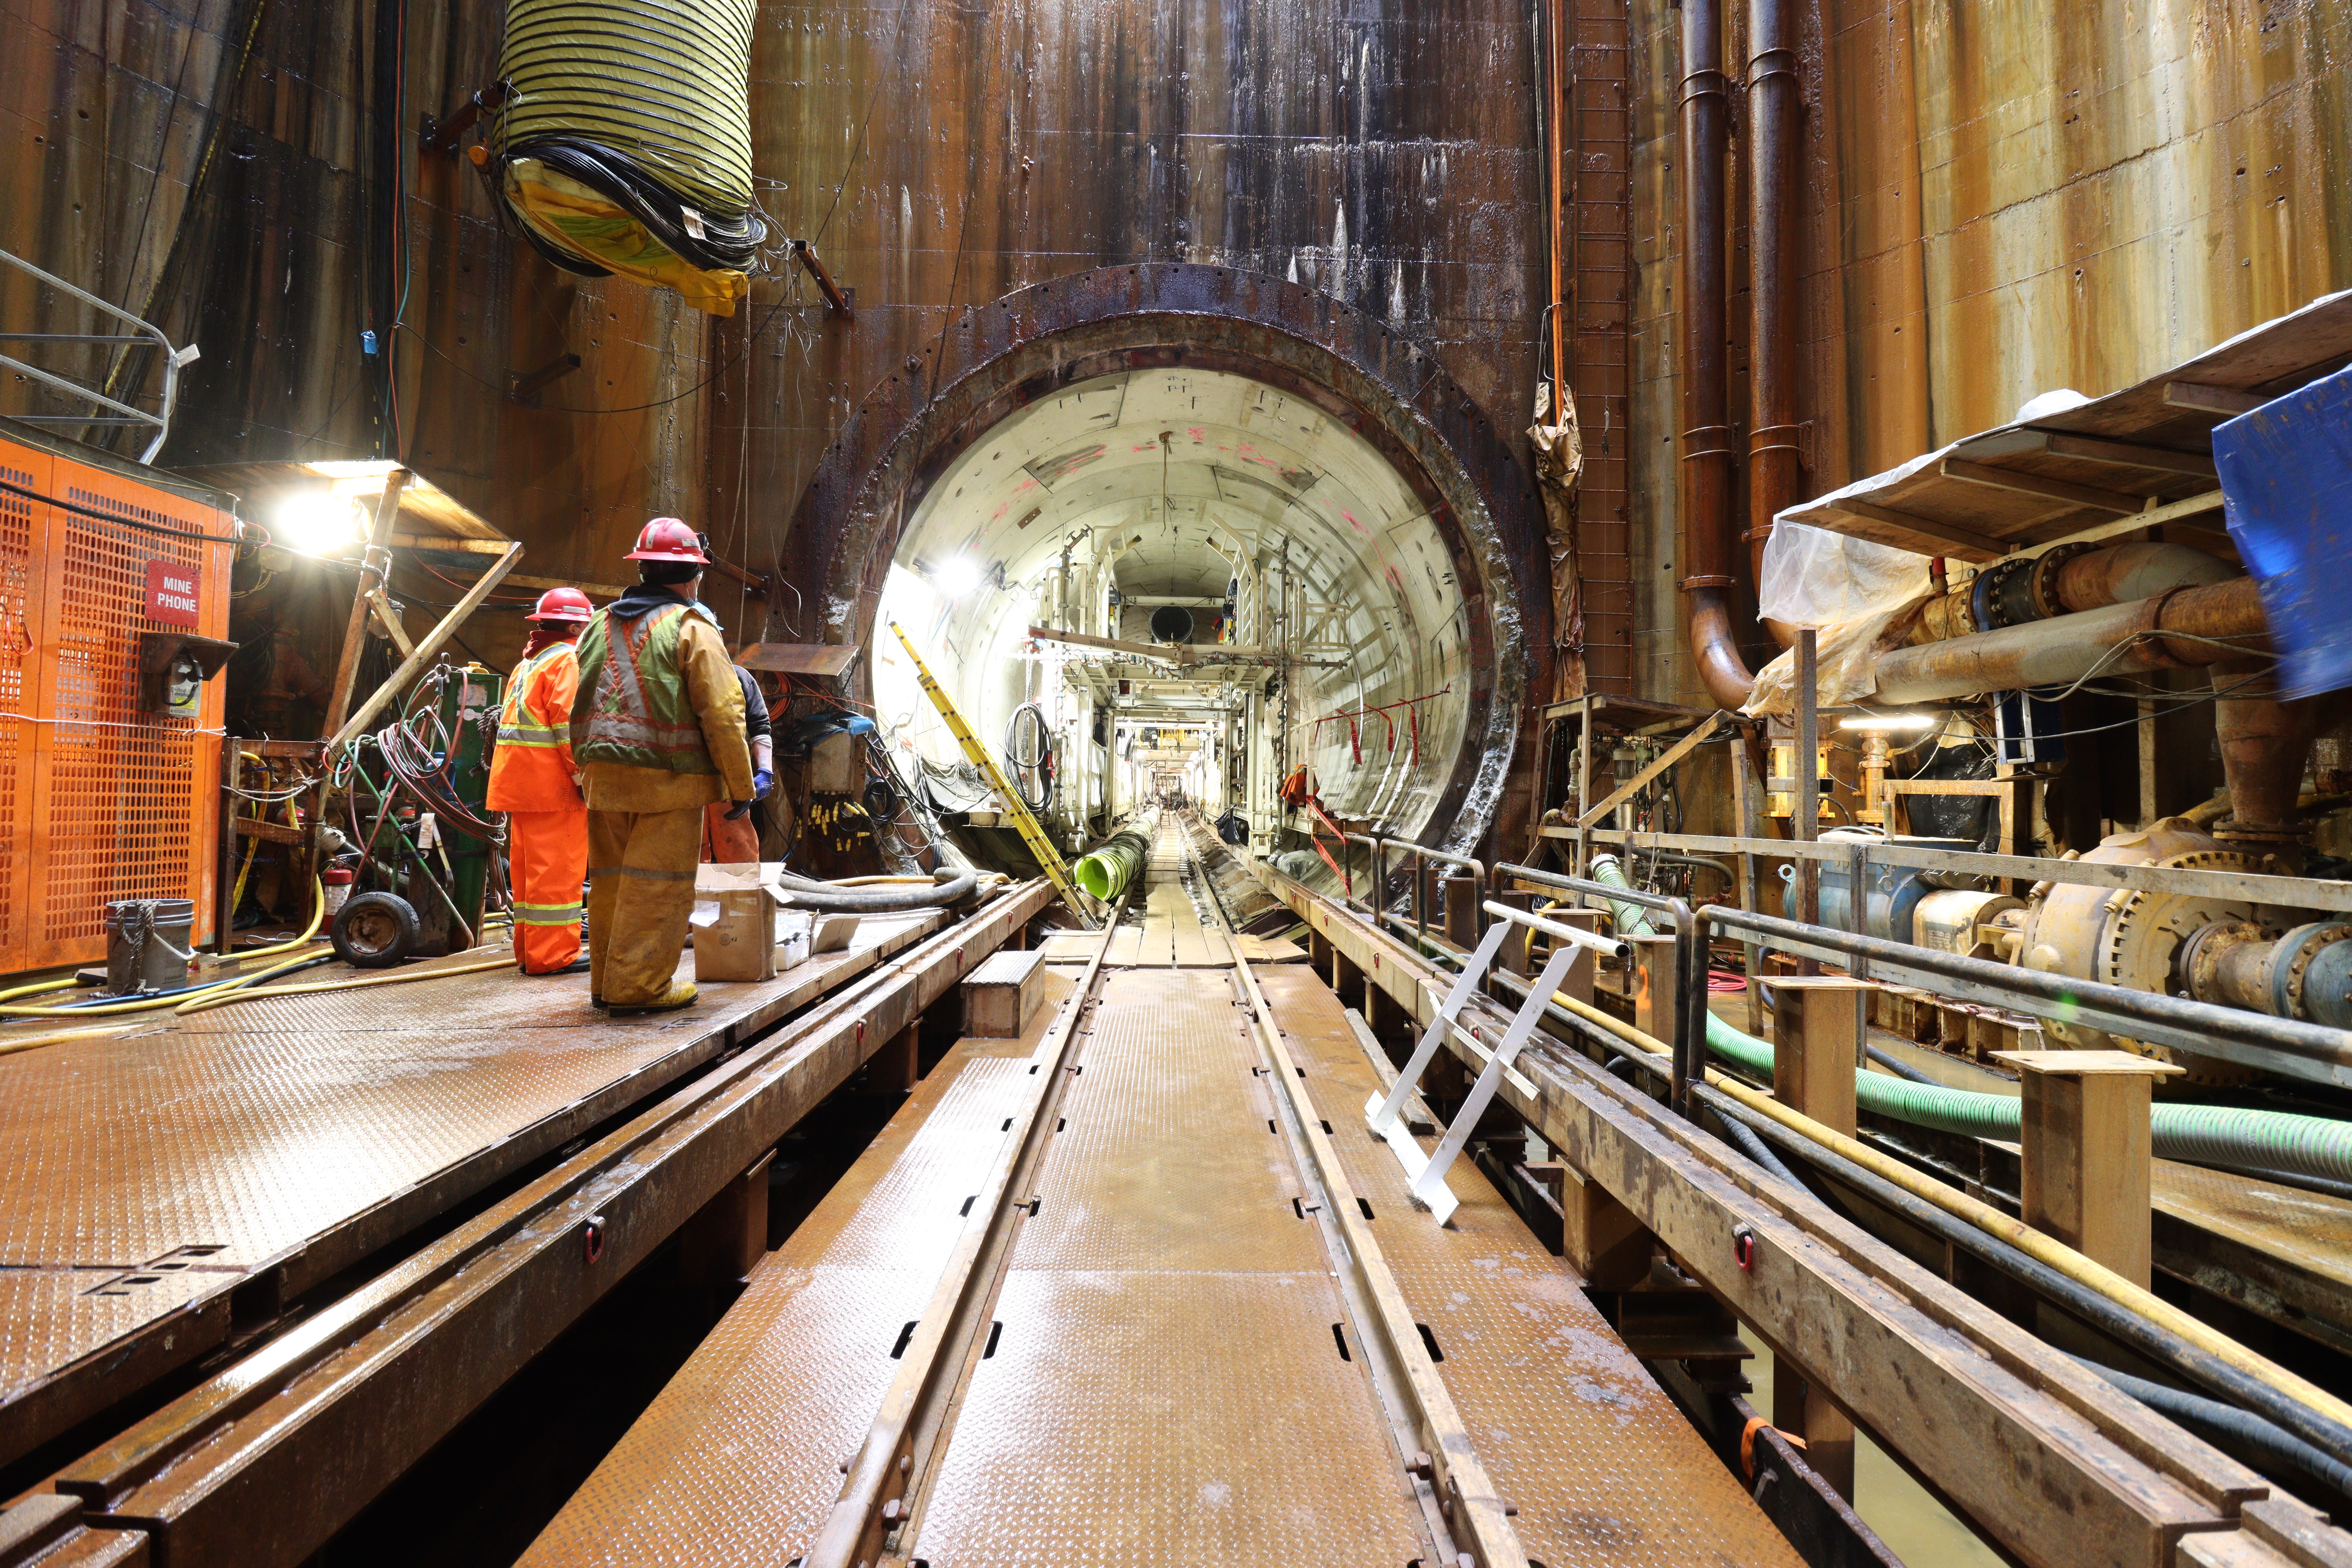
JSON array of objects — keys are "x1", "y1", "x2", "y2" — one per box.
[
  {"x1": 502, "y1": 158, "x2": 748, "y2": 317},
  {"x1": 493, "y1": 0, "x2": 759, "y2": 316}
]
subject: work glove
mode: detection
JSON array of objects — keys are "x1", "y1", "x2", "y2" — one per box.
[
  {"x1": 724, "y1": 799, "x2": 754, "y2": 820},
  {"x1": 753, "y1": 767, "x2": 774, "y2": 800}
]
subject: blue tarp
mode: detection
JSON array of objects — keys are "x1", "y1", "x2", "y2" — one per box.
[{"x1": 2215, "y1": 361, "x2": 2352, "y2": 701}]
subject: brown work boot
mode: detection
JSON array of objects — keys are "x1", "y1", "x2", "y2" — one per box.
[{"x1": 610, "y1": 981, "x2": 697, "y2": 1016}]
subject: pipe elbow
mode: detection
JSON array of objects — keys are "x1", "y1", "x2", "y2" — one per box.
[{"x1": 1687, "y1": 587, "x2": 1758, "y2": 710}]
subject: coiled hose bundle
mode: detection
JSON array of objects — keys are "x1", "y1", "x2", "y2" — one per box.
[{"x1": 491, "y1": 0, "x2": 764, "y2": 314}]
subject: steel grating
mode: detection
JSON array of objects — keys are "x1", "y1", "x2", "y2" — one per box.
[
  {"x1": 911, "y1": 962, "x2": 1425, "y2": 1568},
  {"x1": 517, "y1": 983, "x2": 1071, "y2": 1568},
  {"x1": 0, "y1": 912, "x2": 943, "y2": 1467},
  {"x1": 1254, "y1": 964, "x2": 1806, "y2": 1568}
]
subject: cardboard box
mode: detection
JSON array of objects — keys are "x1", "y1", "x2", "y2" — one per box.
[{"x1": 692, "y1": 863, "x2": 782, "y2": 982}]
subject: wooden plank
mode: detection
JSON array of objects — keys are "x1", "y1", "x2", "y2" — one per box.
[
  {"x1": 736, "y1": 643, "x2": 861, "y2": 677},
  {"x1": 1575, "y1": 711, "x2": 1725, "y2": 829},
  {"x1": 1940, "y1": 457, "x2": 2147, "y2": 515},
  {"x1": 1810, "y1": 498, "x2": 2009, "y2": 561}
]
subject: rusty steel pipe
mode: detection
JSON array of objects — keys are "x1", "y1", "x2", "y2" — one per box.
[
  {"x1": 1746, "y1": 0, "x2": 1802, "y2": 650},
  {"x1": 1868, "y1": 576, "x2": 2269, "y2": 705},
  {"x1": 2212, "y1": 657, "x2": 2318, "y2": 841},
  {"x1": 1678, "y1": 0, "x2": 1755, "y2": 708},
  {"x1": 2050, "y1": 542, "x2": 2235, "y2": 614}
]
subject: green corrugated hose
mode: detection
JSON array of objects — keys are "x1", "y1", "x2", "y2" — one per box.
[
  {"x1": 1704, "y1": 1010, "x2": 2352, "y2": 1186},
  {"x1": 1074, "y1": 818, "x2": 1155, "y2": 902}
]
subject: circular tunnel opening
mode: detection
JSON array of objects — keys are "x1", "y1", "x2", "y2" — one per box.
[
  {"x1": 785, "y1": 267, "x2": 1543, "y2": 869},
  {"x1": 873, "y1": 366, "x2": 1488, "y2": 854}
]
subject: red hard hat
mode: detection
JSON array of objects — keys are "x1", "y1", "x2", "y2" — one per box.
[
  {"x1": 527, "y1": 586, "x2": 594, "y2": 623},
  {"x1": 625, "y1": 516, "x2": 710, "y2": 564}
]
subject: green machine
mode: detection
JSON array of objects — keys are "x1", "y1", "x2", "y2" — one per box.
[{"x1": 337, "y1": 661, "x2": 505, "y2": 961}]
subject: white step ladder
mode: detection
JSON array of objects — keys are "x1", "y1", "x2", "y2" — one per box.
[{"x1": 1364, "y1": 899, "x2": 1627, "y2": 1225}]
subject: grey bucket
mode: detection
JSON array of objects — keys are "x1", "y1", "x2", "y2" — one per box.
[{"x1": 103, "y1": 898, "x2": 196, "y2": 994}]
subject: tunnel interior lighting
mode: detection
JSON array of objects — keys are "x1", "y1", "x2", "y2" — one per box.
[
  {"x1": 1838, "y1": 712, "x2": 1936, "y2": 733},
  {"x1": 273, "y1": 490, "x2": 364, "y2": 556},
  {"x1": 932, "y1": 556, "x2": 983, "y2": 598}
]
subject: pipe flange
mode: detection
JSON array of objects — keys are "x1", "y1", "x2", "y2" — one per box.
[
  {"x1": 2268, "y1": 922, "x2": 2352, "y2": 1022},
  {"x1": 2028, "y1": 542, "x2": 2099, "y2": 620},
  {"x1": 1970, "y1": 555, "x2": 2041, "y2": 631},
  {"x1": 2175, "y1": 917, "x2": 2271, "y2": 1005},
  {"x1": 2097, "y1": 849, "x2": 2264, "y2": 1085}
]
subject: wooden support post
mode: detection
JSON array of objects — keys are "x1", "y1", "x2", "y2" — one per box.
[
  {"x1": 1628, "y1": 933, "x2": 1679, "y2": 1057},
  {"x1": 1364, "y1": 979, "x2": 1408, "y2": 1044},
  {"x1": 322, "y1": 468, "x2": 411, "y2": 739},
  {"x1": 1330, "y1": 945, "x2": 1365, "y2": 1008},
  {"x1": 1306, "y1": 927, "x2": 1332, "y2": 969},
  {"x1": 671, "y1": 1149, "x2": 774, "y2": 1285},
  {"x1": 215, "y1": 742, "x2": 241, "y2": 957},
  {"x1": 1728, "y1": 723, "x2": 1765, "y2": 1036},
  {"x1": 871, "y1": 1019, "x2": 920, "y2": 1094},
  {"x1": 1768, "y1": 975, "x2": 1876, "y2": 1498},
  {"x1": 1550, "y1": 908, "x2": 1601, "y2": 1005},
  {"x1": 1557, "y1": 1164, "x2": 1652, "y2": 1290},
  {"x1": 1990, "y1": 1050, "x2": 2183, "y2": 1288},
  {"x1": 1442, "y1": 874, "x2": 1477, "y2": 948}
]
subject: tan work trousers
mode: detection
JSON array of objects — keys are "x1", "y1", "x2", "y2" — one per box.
[{"x1": 587, "y1": 806, "x2": 704, "y2": 1006}]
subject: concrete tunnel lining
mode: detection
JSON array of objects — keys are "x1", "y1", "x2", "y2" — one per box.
[{"x1": 778, "y1": 264, "x2": 1546, "y2": 855}]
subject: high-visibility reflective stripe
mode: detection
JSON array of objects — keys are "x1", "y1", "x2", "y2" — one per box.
[
  {"x1": 498, "y1": 725, "x2": 569, "y2": 747},
  {"x1": 513, "y1": 901, "x2": 585, "y2": 925},
  {"x1": 585, "y1": 862, "x2": 699, "y2": 882}
]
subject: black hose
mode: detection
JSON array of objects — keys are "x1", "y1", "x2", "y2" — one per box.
[
  {"x1": 1695, "y1": 1083, "x2": 2352, "y2": 1475},
  {"x1": 770, "y1": 868, "x2": 978, "y2": 913},
  {"x1": 1864, "y1": 1043, "x2": 1942, "y2": 1084},
  {"x1": 2066, "y1": 1354, "x2": 2352, "y2": 1503},
  {"x1": 1712, "y1": 1105, "x2": 1812, "y2": 1192}
]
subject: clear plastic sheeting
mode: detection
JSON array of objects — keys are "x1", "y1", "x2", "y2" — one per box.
[
  {"x1": 1742, "y1": 521, "x2": 1936, "y2": 717},
  {"x1": 1756, "y1": 520, "x2": 1933, "y2": 629}
]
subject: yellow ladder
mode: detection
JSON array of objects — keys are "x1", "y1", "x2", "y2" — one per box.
[{"x1": 888, "y1": 621, "x2": 1097, "y2": 928}]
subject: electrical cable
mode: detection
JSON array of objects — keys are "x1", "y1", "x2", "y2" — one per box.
[{"x1": 0, "y1": 879, "x2": 331, "y2": 1018}]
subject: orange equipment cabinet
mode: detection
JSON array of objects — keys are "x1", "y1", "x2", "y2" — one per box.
[{"x1": 0, "y1": 415, "x2": 237, "y2": 977}]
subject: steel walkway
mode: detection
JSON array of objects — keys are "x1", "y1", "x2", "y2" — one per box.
[
  {"x1": 0, "y1": 909, "x2": 949, "y2": 1471},
  {"x1": 522, "y1": 824, "x2": 1798, "y2": 1567}
]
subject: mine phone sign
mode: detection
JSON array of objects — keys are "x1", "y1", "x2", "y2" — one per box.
[{"x1": 144, "y1": 560, "x2": 200, "y2": 626}]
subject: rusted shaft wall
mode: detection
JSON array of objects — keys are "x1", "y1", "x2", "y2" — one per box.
[
  {"x1": 4, "y1": 0, "x2": 1543, "y2": 688},
  {"x1": 1632, "y1": 0, "x2": 2352, "y2": 716},
  {"x1": 1, "y1": 0, "x2": 714, "y2": 665},
  {"x1": 721, "y1": 0, "x2": 1545, "y2": 606}
]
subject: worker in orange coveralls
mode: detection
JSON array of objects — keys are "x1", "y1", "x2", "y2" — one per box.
[{"x1": 487, "y1": 587, "x2": 594, "y2": 975}]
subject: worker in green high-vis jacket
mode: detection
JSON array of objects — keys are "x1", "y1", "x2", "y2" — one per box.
[{"x1": 569, "y1": 517, "x2": 757, "y2": 1015}]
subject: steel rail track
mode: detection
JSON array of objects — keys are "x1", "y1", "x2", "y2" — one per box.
[{"x1": 1176, "y1": 812, "x2": 1528, "y2": 1568}]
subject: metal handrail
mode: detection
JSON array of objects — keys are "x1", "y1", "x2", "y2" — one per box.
[
  {"x1": 1702, "y1": 903, "x2": 2352, "y2": 1089},
  {"x1": 0, "y1": 248, "x2": 190, "y2": 462},
  {"x1": 1492, "y1": 860, "x2": 1706, "y2": 1114},
  {"x1": 1568, "y1": 823, "x2": 2352, "y2": 916}
]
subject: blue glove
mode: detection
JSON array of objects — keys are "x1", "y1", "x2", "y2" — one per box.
[{"x1": 753, "y1": 767, "x2": 774, "y2": 800}]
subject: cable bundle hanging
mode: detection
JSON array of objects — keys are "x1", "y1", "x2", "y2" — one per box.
[{"x1": 489, "y1": 0, "x2": 765, "y2": 316}]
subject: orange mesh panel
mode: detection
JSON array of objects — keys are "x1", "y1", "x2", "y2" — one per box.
[
  {"x1": 2, "y1": 434, "x2": 229, "y2": 976},
  {"x1": 0, "y1": 453, "x2": 36, "y2": 959}
]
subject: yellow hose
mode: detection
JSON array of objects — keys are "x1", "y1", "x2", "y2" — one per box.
[
  {"x1": 177, "y1": 955, "x2": 517, "y2": 1015},
  {"x1": 0, "y1": 878, "x2": 329, "y2": 1018},
  {"x1": 1543, "y1": 985, "x2": 2352, "y2": 1434},
  {"x1": 0, "y1": 1024, "x2": 134, "y2": 1058}
]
